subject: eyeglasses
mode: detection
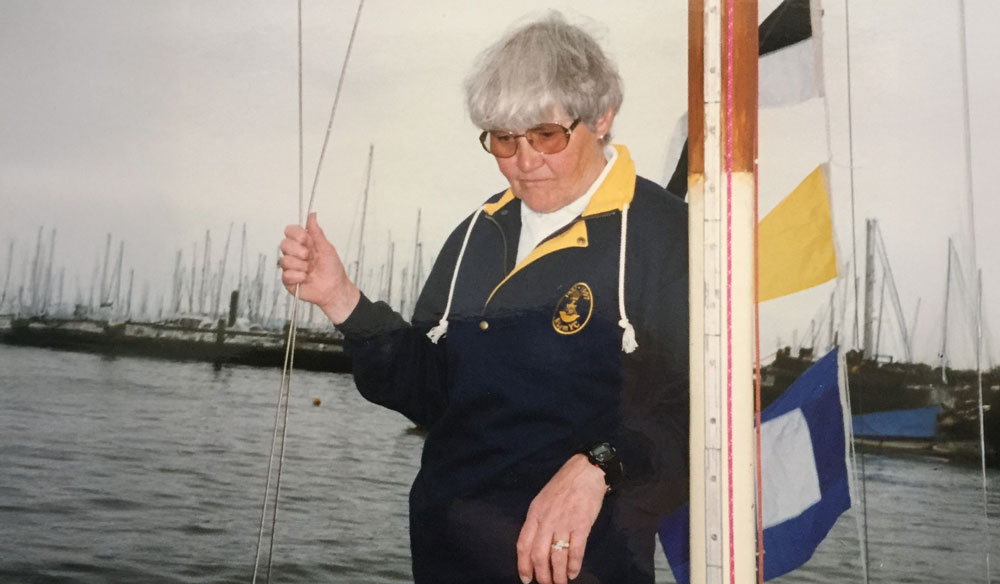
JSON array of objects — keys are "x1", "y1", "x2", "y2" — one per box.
[{"x1": 479, "y1": 119, "x2": 581, "y2": 158}]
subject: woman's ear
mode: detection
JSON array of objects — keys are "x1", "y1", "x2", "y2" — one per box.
[{"x1": 594, "y1": 107, "x2": 616, "y2": 139}]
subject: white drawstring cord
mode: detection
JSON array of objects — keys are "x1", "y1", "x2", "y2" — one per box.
[
  {"x1": 427, "y1": 201, "x2": 635, "y2": 353},
  {"x1": 427, "y1": 205, "x2": 485, "y2": 343},
  {"x1": 617, "y1": 203, "x2": 638, "y2": 353}
]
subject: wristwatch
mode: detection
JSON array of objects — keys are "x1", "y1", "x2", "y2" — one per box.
[{"x1": 581, "y1": 442, "x2": 624, "y2": 493}]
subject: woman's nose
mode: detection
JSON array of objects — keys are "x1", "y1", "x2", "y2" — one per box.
[{"x1": 514, "y1": 136, "x2": 544, "y2": 173}]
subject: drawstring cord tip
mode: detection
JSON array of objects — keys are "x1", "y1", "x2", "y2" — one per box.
[
  {"x1": 619, "y1": 318, "x2": 638, "y2": 353},
  {"x1": 427, "y1": 319, "x2": 448, "y2": 343}
]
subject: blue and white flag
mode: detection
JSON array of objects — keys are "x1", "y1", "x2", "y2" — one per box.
[{"x1": 659, "y1": 347, "x2": 852, "y2": 582}]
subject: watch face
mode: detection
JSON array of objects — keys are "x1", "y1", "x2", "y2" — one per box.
[{"x1": 590, "y1": 443, "x2": 615, "y2": 463}]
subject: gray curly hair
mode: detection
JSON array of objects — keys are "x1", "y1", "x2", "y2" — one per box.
[{"x1": 464, "y1": 12, "x2": 623, "y2": 143}]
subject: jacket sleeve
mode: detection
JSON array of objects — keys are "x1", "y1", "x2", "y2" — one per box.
[
  {"x1": 335, "y1": 213, "x2": 472, "y2": 429},
  {"x1": 614, "y1": 191, "x2": 689, "y2": 516}
]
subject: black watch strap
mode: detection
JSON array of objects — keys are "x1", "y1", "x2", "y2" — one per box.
[{"x1": 581, "y1": 442, "x2": 624, "y2": 493}]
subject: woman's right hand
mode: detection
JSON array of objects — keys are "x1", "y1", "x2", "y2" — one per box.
[{"x1": 280, "y1": 212, "x2": 360, "y2": 325}]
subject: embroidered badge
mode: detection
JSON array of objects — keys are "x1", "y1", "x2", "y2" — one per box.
[{"x1": 552, "y1": 282, "x2": 593, "y2": 335}]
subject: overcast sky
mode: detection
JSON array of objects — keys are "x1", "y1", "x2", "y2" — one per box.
[{"x1": 1, "y1": 0, "x2": 997, "y2": 368}]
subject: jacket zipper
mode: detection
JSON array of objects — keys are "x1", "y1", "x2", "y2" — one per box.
[
  {"x1": 484, "y1": 213, "x2": 510, "y2": 277},
  {"x1": 480, "y1": 209, "x2": 621, "y2": 311}
]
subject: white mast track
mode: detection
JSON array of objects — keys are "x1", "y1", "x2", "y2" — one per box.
[
  {"x1": 689, "y1": 0, "x2": 756, "y2": 582},
  {"x1": 701, "y1": 0, "x2": 725, "y2": 580}
]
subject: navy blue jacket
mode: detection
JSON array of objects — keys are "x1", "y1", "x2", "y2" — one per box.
[{"x1": 338, "y1": 146, "x2": 688, "y2": 583}]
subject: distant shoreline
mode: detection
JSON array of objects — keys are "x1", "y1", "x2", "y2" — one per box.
[{"x1": 0, "y1": 315, "x2": 352, "y2": 373}]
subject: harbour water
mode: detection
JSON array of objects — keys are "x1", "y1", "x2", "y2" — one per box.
[{"x1": 2, "y1": 344, "x2": 999, "y2": 583}]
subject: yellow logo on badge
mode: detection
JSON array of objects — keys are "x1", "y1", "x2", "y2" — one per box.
[{"x1": 552, "y1": 283, "x2": 593, "y2": 335}]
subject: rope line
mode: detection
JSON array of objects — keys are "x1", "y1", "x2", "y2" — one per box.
[
  {"x1": 752, "y1": 16, "x2": 764, "y2": 578},
  {"x1": 975, "y1": 271, "x2": 992, "y2": 583},
  {"x1": 841, "y1": 2, "x2": 871, "y2": 579},
  {"x1": 843, "y1": 1, "x2": 860, "y2": 353},
  {"x1": 251, "y1": 1, "x2": 366, "y2": 580},
  {"x1": 250, "y1": 298, "x2": 302, "y2": 583},
  {"x1": 250, "y1": 300, "x2": 297, "y2": 584},
  {"x1": 957, "y1": 0, "x2": 989, "y2": 575},
  {"x1": 266, "y1": 299, "x2": 300, "y2": 582},
  {"x1": 724, "y1": 0, "x2": 736, "y2": 582},
  {"x1": 305, "y1": 0, "x2": 366, "y2": 219}
]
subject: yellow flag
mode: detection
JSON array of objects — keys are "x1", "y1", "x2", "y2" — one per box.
[{"x1": 758, "y1": 165, "x2": 837, "y2": 302}]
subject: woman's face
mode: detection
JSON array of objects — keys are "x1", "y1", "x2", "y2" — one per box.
[{"x1": 494, "y1": 108, "x2": 614, "y2": 213}]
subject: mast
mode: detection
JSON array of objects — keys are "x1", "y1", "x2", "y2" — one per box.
[
  {"x1": 399, "y1": 266, "x2": 409, "y2": 316},
  {"x1": 947, "y1": 248, "x2": 983, "y2": 369},
  {"x1": 861, "y1": 219, "x2": 876, "y2": 360},
  {"x1": 1, "y1": 239, "x2": 14, "y2": 312},
  {"x1": 98, "y1": 232, "x2": 111, "y2": 308},
  {"x1": 214, "y1": 222, "x2": 234, "y2": 318},
  {"x1": 688, "y1": 0, "x2": 758, "y2": 582},
  {"x1": 42, "y1": 228, "x2": 56, "y2": 314},
  {"x1": 410, "y1": 209, "x2": 422, "y2": 312},
  {"x1": 874, "y1": 223, "x2": 913, "y2": 361},
  {"x1": 238, "y1": 223, "x2": 247, "y2": 317},
  {"x1": 267, "y1": 249, "x2": 282, "y2": 327},
  {"x1": 56, "y1": 268, "x2": 64, "y2": 316},
  {"x1": 171, "y1": 249, "x2": 183, "y2": 315},
  {"x1": 940, "y1": 238, "x2": 953, "y2": 382},
  {"x1": 200, "y1": 230, "x2": 212, "y2": 315},
  {"x1": 30, "y1": 227, "x2": 44, "y2": 313},
  {"x1": 874, "y1": 265, "x2": 888, "y2": 361},
  {"x1": 910, "y1": 297, "x2": 921, "y2": 359},
  {"x1": 356, "y1": 144, "x2": 374, "y2": 288},
  {"x1": 254, "y1": 254, "x2": 266, "y2": 322},
  {"x1": 140, "y1": 281, "x2": 150, "y2": 320},
  {"x1": 111, "y1": 240, "x2": 124, "y2": 313},
  {"x1": 189, "y1": 242, "x2": 197, "y2": 314},
  {"x1": 413, "y1": 243, "x2": 424, "y2": 303},
  {"x1": 125, "y1": 269, "x2": 134, "y2": 320},
  {"x1": 88, "y1": 253, "x2": 100, "y2": 314},
  {"x1": 385, "y1": 232, "x2": 395, "y2": 307}
]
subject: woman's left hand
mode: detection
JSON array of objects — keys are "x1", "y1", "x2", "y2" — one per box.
[{"x1": 516, "y1": 454, "x2": 608, "y2": 584}]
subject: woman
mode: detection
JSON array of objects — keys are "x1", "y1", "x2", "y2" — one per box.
[{"x1": 280, "y1": 13, "x2": 688, "y2": 584}]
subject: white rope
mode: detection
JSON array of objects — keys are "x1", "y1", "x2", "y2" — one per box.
[
  {"x1": 974, "y1": 270, "x2": 992, "y2": 584},
  {"x1": 427, "y1": 206, "x2": 484, "y2": 343},
  {"x1": 616, "y1": 203, "x2": 637, "y2": 353},
  {"x1": 840, "y1": 347, "x2": 870, "y2": 584}
]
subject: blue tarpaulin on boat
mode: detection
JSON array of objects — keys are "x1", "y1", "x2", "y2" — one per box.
[{"x1": 852, "y1": 405, "x2": 940, "y2": 439}]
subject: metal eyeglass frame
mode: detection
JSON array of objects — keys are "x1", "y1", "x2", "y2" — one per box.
[{"x1": 478, "y1": 118, "x2": 581, "y2": 158}]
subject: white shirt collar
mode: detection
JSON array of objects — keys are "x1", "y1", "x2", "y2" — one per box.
[{"x1": 516, "y1": 146, "x2": 618, "y2": 265}]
